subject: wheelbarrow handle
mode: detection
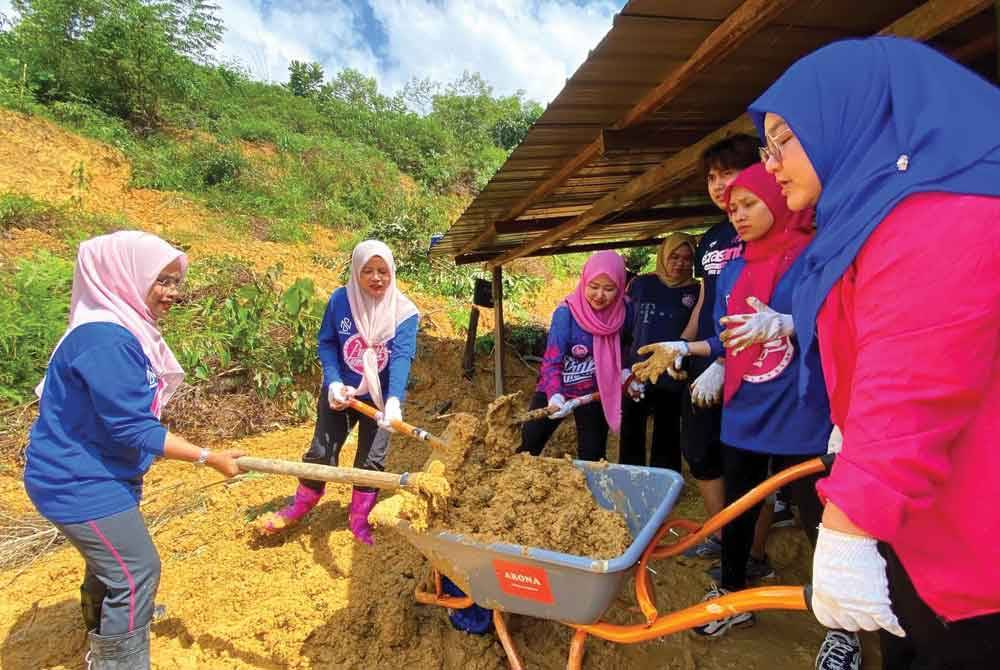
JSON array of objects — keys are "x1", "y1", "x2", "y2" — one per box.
[{"x1": 347, "y1": 398, "x2": 449, "y2": 450}]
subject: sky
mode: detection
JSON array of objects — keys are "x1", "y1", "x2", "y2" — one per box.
[{"x1": 213, "y1": 0, "x2": 626, "y2": 104}]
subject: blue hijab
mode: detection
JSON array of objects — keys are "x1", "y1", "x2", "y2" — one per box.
[{"x1": 748, "y1": 36, "x2": 1000, "y2": 397}]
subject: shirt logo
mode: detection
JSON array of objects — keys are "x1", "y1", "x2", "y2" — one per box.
[
  {"x1": 682, "y1": 293, "x2": 696, "y2": 309},
  {"x1": 639, "y1": 302, "x2": 657, "y2": 325},
  {"x1": 571, "y1": 344, "x2": 589, "y2": 359},
  {"x1": 339, "y1": 317, "x2": 353, "y2": 335},
  {"x1": 146, "y1": 367, "x2": 158, "y2": 388},
  {"x1": 562, "y1": 356, "x2": 595, "y2": 385},
  {"x1": 701, "y1": 247, "x2": 742, "y2": 276},
  {"x1": 743, "y1": 337, "x2": 795, "y2": 383},
  {"x1": 343, "y1": 334, "x2": 389, "y2": 375}
]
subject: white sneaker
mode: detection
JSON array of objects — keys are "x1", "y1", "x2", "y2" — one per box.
[{"x1": 692, "y1": 584, "x2": 756, "y2": 637}]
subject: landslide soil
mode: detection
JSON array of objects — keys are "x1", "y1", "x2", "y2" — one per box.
[{"x1": 0, "y1": 110, "x2": 881, "y2": 668}]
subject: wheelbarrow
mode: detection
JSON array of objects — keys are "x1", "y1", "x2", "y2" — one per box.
[{"x1": 387, "y1": 454, "x2": 834, "y2": 669}]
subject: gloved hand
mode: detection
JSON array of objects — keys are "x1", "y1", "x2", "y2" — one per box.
[
  {"x1": 378, "y1": 397, "x2": 402, "y2": 432},
  {"x1": 691, "y1": 360, "x2": 724, "y2": 408},
  {"x1": 827, "y1": 425, "x2": 843, "y2": 454},
  {"x1": 719, "y1": 296, "x2": 794, "y2": 355},
  {"x1": 547, "y1": 393, "x2": 573, "y2": 419},
  {"x1": 811, "y1": 524, "x2": 905, "y2": 637},
  {"x1": 622, "y1": 368, "x2": 645, "y2": 401},
  {"x1": 633, "y1": 341, "x2": 689, "y2": 383},
  {"x1": 328, "y1": 382, "x2": 356, "y2": 409}
]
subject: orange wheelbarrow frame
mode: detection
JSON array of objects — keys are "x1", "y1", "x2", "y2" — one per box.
[{"x1": 412, "y1": 454, "x2": 832, "y2": 670}]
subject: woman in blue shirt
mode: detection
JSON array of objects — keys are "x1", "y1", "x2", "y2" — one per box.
[
  {"x1": 260, "y1": 240, "x2": 418, "y2": 545},
  {"x1": 633, "y1": 165, "x2": 832, "y2": 637},
  {"x1": 619, "y1": 233, "x2": 699, "y2": 471},
  {"x1": 24, "y1": 231, "x2": 244, "y2": 668}
]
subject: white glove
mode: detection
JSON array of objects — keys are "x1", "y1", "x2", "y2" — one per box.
[
  {"x1": 691, "y1": 360, "x2": 724, "y2": 408},
  {"x1": 622, "y1": 368, "x2": 645, "y2": 401},
  {"x1": 633, "y1": 341, "x2": 689, "y2": 383},
  {"x1": 378, "y1": 396, "x2": 402, "y2": 432},
  {"x1": 811, "y1": 525, "x2": 905, "y2": 637},
  {"x1": 547, "y1": 393, "x2": 574, "y2": 419},
  {"x1": 328, "y1": 382, "x2": 355, "y2": 409},
  {"x1": 827, "y1": 425, "x2": 843, "y2": 454},
  {"x1": 719, "y1": 296, "x2": 794, "y2": 355}
]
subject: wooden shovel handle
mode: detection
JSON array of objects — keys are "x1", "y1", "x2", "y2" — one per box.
[
  {"x1": 515, "y1": 391, "x2": 601, "y2": 423},
  {"x1": 347, "y1": 399, "x2": 449, "y2": 450},
  {"x1": 236, "y1": 457, "x2": 405, "y2": 492}
]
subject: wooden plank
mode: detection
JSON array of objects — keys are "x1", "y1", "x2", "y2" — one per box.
[
  {"x1": 878, "y1": 0, "x2": 991, "y2": 41},
  {"x1": 487, "y1": 0, "x2": 989, "y2": 268},
  {"x1": 492, "y1": 267, "x2": 507, "y2": 396},
  {"x1": 462, "y1": 306, "x2": 480, "y2": 380},
  {"x1": 455, "y1": 0, "x2": 798, "y2": 259},
  {"x1": 486, "y1": 116, "x2": 756, "y2": 268}
]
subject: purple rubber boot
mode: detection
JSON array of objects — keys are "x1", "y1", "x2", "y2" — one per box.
[
  {"x1": 348, "y1": 488, "x2": 379, "y2": 545},
  {"x1": 259, "y1": 483, "x2": 324, "y2": 534}
]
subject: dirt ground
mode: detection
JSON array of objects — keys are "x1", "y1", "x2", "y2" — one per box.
[{"x1": 0, "y1": 109, "x2": 882, "y2": 669}]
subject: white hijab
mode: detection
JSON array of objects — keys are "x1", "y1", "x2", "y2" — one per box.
[{"x1": 345, "y1": 240, "x2": 418, "y2": 409}]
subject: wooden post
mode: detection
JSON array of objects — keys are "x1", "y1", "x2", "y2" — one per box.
[
  {"x1": 462, "y1": 305, "x2": 480, "y2": 380},
  {"x1": 492, "y1": 266, "x2": 507, "y2": 396}
]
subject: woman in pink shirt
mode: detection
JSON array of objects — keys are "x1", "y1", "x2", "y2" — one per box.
[{"x1": 744, "y1": 37, "x2": 1000, "y2": 668}]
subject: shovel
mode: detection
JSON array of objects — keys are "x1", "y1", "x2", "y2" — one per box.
[
  {"x1": 514, "y1": 391, "x2": 601, "y2": 424},
  {"x1": 346, "y1": 398, "x2": 450, "y2": 450},
  {"x1": 235, "y1": 457, "x2": 449, "y2": 502}
]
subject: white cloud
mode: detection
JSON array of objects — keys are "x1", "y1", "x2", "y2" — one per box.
[{"x1": 213, "y1": 0, "x2": 619, "y2": 104}]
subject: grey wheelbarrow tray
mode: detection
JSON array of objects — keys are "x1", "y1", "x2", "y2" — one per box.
[{"x1": 389, "y1": 460, "x2": 685, "y2": 625}]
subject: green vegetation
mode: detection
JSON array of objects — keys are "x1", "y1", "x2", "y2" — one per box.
[{"x1": 0, "y1": 1, "x2": 555, "y2": 416}]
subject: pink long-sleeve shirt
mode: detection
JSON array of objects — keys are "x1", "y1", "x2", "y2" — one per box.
[{"x1": 816, "y1": 192, "x2": 1000, "y2": 622}]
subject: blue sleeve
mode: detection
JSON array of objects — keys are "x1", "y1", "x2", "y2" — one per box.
[
  {"x1": 709, "y1": 265, "x2": 737, "y2": 359},
  {"x1": 387, "y1": 314, "x2": 419, "y2": 403},
  {"x1": 538, "y1": 307, "x2": 570, "y2": 398},
  {"x1": 72, "y1": 343, "x2": 167, "y2": 456},
  {"x1": 317, "y1": 292, "x2": 343, "y2": 391}
]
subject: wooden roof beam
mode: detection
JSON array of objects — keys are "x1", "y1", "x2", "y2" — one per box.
[
  {"x1": 455, "y1": 0, "x2": 800, "y2": 259},
  {"x1": 487, "y1": 0, "x2": 992, "y2": 269}
]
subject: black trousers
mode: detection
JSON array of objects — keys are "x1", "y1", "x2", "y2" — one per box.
[
  {"x1": 518, "y1": 391, "x2": 608, "y2": 462},
  {"x1": 878, "y1": 543, "x2": 1000, "y2": 669},
  {"x1": 720, "y1": 444, "x2": 824, "y2": 590},
  {"x1": 619, "y1": 387, "x2": 683, "y2": 471},
  {"x1": 300, "y1": 395, "x2": 390, "y2": 493}
]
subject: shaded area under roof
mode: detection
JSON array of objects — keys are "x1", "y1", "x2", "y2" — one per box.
[{"x1": 432, "y1": 0, "x2": 999, "y2": 266}]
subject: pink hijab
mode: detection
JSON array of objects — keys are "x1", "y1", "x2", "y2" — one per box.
[
  {"x1": 564, "y1": 251, "x2": 627, "y2": 433},
  {"x1": 345, "y1": 240, "x2": 419, "y2": 409},
  {"x1": 38, "y1": 231, "x2": 188, "y2": 417}
]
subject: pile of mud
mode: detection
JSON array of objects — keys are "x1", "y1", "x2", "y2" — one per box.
[{"x1": 372, "y1": 394, "x2": 632, "y2": 560}]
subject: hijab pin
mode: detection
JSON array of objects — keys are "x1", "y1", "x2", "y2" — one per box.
[{"x1": 896, "y1": 154, "x2": 910, "y2": 172}]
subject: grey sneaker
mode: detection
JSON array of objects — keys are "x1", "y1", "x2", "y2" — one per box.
[
  {"x1": 706, "y1": 554, "x2": 776, "y2": 583},
  {"x1": 692, "y1": 584, "x2": 755, "y2": 637},
  {"x1": 683, "y1": 535, "x2": 723, "y2": 559},
  {"x1": 815, "y1": 630, "x2": 862, "y2": 670}
]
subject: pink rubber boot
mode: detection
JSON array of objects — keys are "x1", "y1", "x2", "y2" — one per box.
[
  {"x1": 348, "y1": 489, "x2": 379, "y2": 545},
  {"x1": 259, "y1": 483, "x2": 324, "y2": 534}
]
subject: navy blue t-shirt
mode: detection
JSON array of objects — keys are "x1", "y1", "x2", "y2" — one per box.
[
  {"x1": 25, "y1": 322, "x2": 168, "y2": 524},
  {"x1": 694, "y1": 221, "x2": 744, "y2": 341},
  {"x1": 625, "y1": 274, "x2": 700, "y2": 391},
  {"x1": 713, "y1": 256, "x2": 831, "y2": 456}
]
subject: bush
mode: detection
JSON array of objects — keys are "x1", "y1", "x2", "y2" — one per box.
[{"x1": 0, "y1": 252, "x2": 73, "y2": 405}]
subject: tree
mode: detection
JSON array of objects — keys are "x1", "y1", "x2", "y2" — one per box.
[
  {"x1": 285, "y1": 60, "x2": 324, "y2": 97},
  {"x1": 9, "y1": 0, "x2": 223, "y2": 124}
]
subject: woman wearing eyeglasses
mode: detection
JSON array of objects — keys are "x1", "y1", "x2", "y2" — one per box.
[
  {"x1": 747, "y1": 37, "x2": 1000, "y2": 667},
  {"x1": 23, "y1": 231, "x2": 245, "y2": 668}
]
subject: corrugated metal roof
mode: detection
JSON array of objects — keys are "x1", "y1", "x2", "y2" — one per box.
[{"x1": 432, "y1": 0, "x2": 997, "y2": 265}]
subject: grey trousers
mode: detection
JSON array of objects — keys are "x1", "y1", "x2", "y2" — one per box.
[
  {"x1": 55, "y1": 507, "x2": 161, "y2": 636},
  {"x1": 300, "y1": 396, "x2": 392, "y2": 493}
]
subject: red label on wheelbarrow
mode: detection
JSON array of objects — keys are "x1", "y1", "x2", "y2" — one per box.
[{"x1": 492, "y1": 560, "x2": 554, "y2": 604}]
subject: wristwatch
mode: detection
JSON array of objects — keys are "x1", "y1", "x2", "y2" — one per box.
[{"x1": 196, "y1": 448, "x2": 210, "y2": 465}]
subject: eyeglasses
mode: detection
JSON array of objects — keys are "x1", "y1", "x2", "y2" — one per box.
[
  {"x1": 759, "y1": 126, "x2": 794, "y2": 165},
  {"x1": 154, "y1": 276, "x2": 183, "y2": 291}
]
